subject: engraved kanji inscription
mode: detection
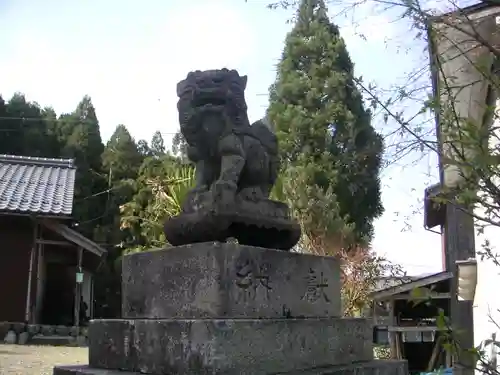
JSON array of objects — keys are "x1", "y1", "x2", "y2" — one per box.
[
  {"x1": 302, "y1": 268, "x2": 330, "y2": 303},
  {"x1": 235, "y1": 259, "x2": 272, "y2": 301}
]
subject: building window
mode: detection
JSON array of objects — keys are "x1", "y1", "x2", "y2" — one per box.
[
  {"x1": 422, "y1": 330, "x2": 436, "y2": 342},
  {"x1": 373, "y1": 327, "x2": 389, "y2": 345},
  {"x1": 402, "y1": 331, "x2": 422, "y2": 342}
]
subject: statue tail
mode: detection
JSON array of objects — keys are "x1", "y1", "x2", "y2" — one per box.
[
  {"x1": 249, "y1": 118, "x2": 278, "y2": 156},
  {"x1": 250, "y1": 118, "x2": 280, "y2": 190}
]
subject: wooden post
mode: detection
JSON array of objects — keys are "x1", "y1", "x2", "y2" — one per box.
[
  {"x1": 74, "y1": 247, "x2": 83, "y2": 329},
  {"x1": 427, "y1": 335, "x2": 445, "y2": 372},
  {"x1": 388, "y1": 298, "x2": 398, "y2": 359},
  {"x1": 25, "y1": 221, "x2": 38, "y2": 323},
  {"x1": 443, "y1": 203, "x2": 475, "y2": 375},
  {"x1": 89, "y1": 276, "x2": 94, "y2": 319},
  {"x1": 34, "y1": 242, "x2": 43, "y2": 324}
]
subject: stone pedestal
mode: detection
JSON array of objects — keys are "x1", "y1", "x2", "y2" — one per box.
[
  {"x1": 122, "y1": 242, "x2": 341, "y2": 319},
  {"x1": 54, "y1": 243, "x2": 408, "y2": 375}
]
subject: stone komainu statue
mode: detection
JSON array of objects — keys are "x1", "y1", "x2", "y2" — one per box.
[{"x1": 164, "y1": 69, "x2": 300, "y2": 250}]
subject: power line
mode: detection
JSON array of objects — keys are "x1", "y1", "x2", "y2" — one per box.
[
  {"x1": 74, "y1": 185, "x2": 123, "y2": 203},
  {"x1": 0, "y1": 115, "x2": 179, "y2": 135},
  {"x1": 0, "y1": 115, "x2": 88, "y2": 122}
]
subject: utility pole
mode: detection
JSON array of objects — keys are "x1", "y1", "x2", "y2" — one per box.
[{"x1": 443, "y1": 204, "x2": 476, "y2": 375}]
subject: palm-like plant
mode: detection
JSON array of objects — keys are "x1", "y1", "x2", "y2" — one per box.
[
  {"x1": 119, "y1": 164, "x2": 195, "y2": 252},
  {"x1": 270, "y1": 173, "x2": 287, "y2": 203},
  {"x1": 160, "y1": 165, "x2": 195, "y2": 217}
]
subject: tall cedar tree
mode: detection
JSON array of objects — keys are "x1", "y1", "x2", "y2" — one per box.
[
  {"x1": 101, "y1": 124, "x2": 142, "y2": 246},
  {"x1": 172, "y1": 131, "x2": 188, "y2": 160},
  {"x1": 268, "y1": 0, "x2": 383, "y2": 245},
  {"x1": 57, "y1": 96, "x2": 107, "y2": 239},
  {"x1": 150, "y1": 131, "x2": 166, "y2": 157},
  {"x1": 137, "y1": 139, "x2": 152, "y2": 157},
  {"x1": 102, "y1": 124, "x2": 143, "y2": 180},
  {"x1": 0, "y1": 93, "x2": 60, "y2": 157}
]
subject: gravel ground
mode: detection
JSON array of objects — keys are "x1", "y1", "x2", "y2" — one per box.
[{"x1": 0, "y1": 344, "x2": 88, "y2": 375}]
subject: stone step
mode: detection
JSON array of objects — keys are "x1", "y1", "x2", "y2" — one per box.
[
  {"x1": 285, "y1": 360, "x2": 408, "y2": 375},
  {"x1": 30, "y1": 335, "x2": 76, "y2": 347},
  {"x1": 122, "y1": 242, "x2": 341, "y2": 319},
  {"x1": 88, "y1": 318, "x2": 373, "y2": 375},
  {"x1": 53, "y1": 366, "x2": 136, "y2": 374},
  {"x1": 54, "y1": 360, "x2": 408, "y2": 375}
]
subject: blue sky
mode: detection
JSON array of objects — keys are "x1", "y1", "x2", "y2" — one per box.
[{"x1": 0, "y1": 0, "x2": 444, "y2": 274}]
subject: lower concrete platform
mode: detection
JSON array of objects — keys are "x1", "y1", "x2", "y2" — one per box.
[
  {"x1": 54, "y1": 360, "x2": 408, "y2": 375},
  {"x1": 88, "y1": 318, "x2": 373, "y2": 374},
  {"x1": 53, "y1": 366, "x2": 136, "y2": 375}
]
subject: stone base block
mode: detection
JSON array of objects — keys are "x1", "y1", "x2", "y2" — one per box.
[
  {"x1": 54, "y1": 361, "x2": 407, "y2": 375},
  {"x1": 122, "y1": 242, "x2": 341, "y2": 319},
  {"x1": 164, "y1": 196, "x2": 301, "y2": 250},
  {"x1": 88, "y1": 318, "x2": 373, "y2": 374}
]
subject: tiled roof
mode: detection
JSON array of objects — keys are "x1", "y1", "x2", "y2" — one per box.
[
  {"x1": 373, "y1": 275, "x2": 426, "y2": 292},
  {"x1": 370, "y1": 271, "x2": 452, "y2": 300},
  {"x1": 0, "y1": 154, "x2": 76, "y2": 216}
]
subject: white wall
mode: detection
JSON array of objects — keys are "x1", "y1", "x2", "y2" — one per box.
[
  {"x1": 473, "y1": 242, "x2": 499, "y2": 350},
  {"x1": 473, "y1": 223, "x2": 500, "y2": 373},
  {"x1": 473, "y1": 99, "x2": 500, "y2": 367}
]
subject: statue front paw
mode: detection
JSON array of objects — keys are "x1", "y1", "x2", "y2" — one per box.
[
  {"x1": 182, "y1": 185, "x2": 210, "y2": 213},
  {"x1": 212, "y1": 181, "x2": 237, "y2": 209},
  {"x1": 239, "y1": 187, "x2": 265, "y2": 202},
  {"x1": 192, "y1": 184, "x2": 209, "y2": 194}
]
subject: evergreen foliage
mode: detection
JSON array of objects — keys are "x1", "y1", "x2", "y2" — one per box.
[
  {"x1": 150, "y1": 131, "x2": 166, "y2": 157},
  {"x1": 268, "y1": 0, "x2": 383, "y2": 249}
]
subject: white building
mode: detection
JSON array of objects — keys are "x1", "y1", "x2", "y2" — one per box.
[{"x1": 427, "y1": 1, "x2": 500, "y2": 371}]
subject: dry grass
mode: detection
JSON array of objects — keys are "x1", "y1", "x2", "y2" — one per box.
[{"x1": 0, "y1": 344, "x2": 88, "y2": 375}]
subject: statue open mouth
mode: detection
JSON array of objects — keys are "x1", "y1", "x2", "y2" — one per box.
[{"x1": 191, "y1": 90, "x2": 230, "y2": 111}]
